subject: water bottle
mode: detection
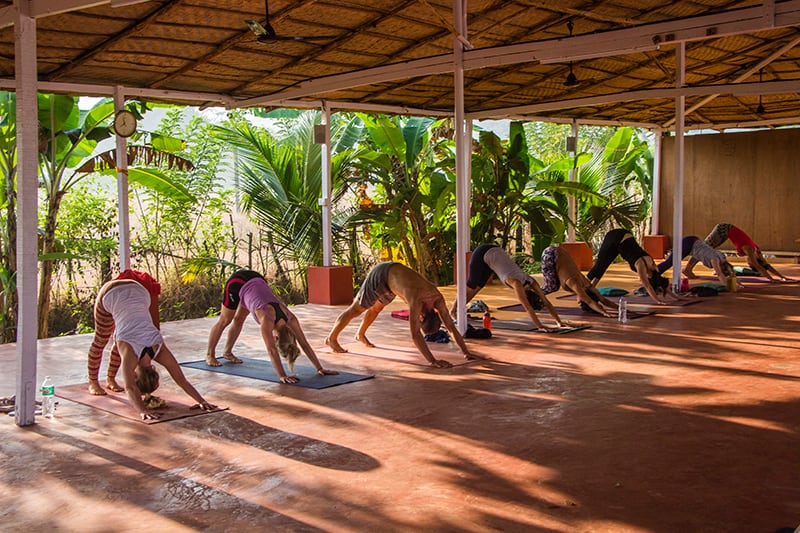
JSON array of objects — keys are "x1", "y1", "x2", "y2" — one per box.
[
  {"x1": 680, "y1": 277, "x2": 689, "y2": 293},
  {"x1": 41, "y1": 376, "x2": 55, "y2": 419},
  {"x1": 618, "y1": 296, "x2": 628, "y2": 324},
  {"x1": 482, "y1": 310, "x2": 492, "y2": 331}
]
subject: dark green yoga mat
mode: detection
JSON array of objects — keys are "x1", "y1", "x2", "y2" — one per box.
[
  {"x1": 471, "y1": 317, "x2": 592, "y2": 333},
  {"x1": 498, "y1": 303, "x2": 654, "y2": 319},
  {"x1": 181, "y1": 357, "x2": 374, "y2": 389}
]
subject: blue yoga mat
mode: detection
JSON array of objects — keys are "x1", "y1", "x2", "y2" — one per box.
[{"x1": 180, "y1": 357, "x2": 374, "y2": 389}]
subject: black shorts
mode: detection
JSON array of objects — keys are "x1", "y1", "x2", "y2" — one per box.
[{"x1": 222, "y1": 270, "x2": 263, "y2": 310}]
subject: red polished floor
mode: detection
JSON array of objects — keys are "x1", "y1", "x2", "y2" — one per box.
[{"x1": 1, "y1": 262, "x2": 799, "y2": 532}]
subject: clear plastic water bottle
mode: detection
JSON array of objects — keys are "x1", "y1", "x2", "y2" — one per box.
[
  {"x1": 41, "y1": 376, "x2": 55, "y2": 419},
  {"x1": 618, "y1": 296, "x2": 628, "y2": 324}
]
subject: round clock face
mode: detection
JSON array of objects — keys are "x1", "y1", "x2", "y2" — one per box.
[{"x1": 113, "y1": 110, "x2": 137, "y2": 137}]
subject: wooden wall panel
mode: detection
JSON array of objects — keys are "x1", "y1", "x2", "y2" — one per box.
[{"x1": 660, "y1": 129, "x2": 800, "y2": 251}]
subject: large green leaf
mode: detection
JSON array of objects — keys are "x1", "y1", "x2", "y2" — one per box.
[
  {"x1": 360, "y1": 114, "x2": 406, "y2": 162},
  {"x1": 38, "y1": 94, "x2": 78, "y2": 132},
  {"x1": 402, "y1": 116, "x2": 434, "y2": 169},
  {"x1": 149, "y1": 133, "x2": 186, "y2": 152},
  {"x1": 82, "y1": 99, "x2": 116, "y2": 131},
  {"x1": 39, "y1": 251, "x2": 89, "y2": 262},
  {"x1": 98, "y1": 167, "x2": 195, "y2": 202},
  {"x1": 355, "y1": 149, "x2": 392, "y2": 172},
  {"x1": 602, "y1": 127, "x2": 633, "y2": 165}
]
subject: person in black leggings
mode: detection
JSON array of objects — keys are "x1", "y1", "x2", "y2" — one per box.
[{"x1": 588, "y1": 229, "x2": 680, "y2": 305}]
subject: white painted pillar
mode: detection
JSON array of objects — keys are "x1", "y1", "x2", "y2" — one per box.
[
  {"x1": 320, "y1": 102, "x2": 332, "y2": 266},
  {"x1": 114, "y1": 87, "x2": 131, "y2": 271},
  {"x1": 14, "y1": 4, "x2": 38, "y2": 426},
  {"x1": 567, "y1": 119, "x2": 578, "y2": 241},
  {"x1": 672, "y1": 44, "x2": 686, "y2": 289},
  {"x1": 651, "y1": 128, "x2": 663, "y2": 234},
  {"x1": 454, "y1": 0, "x2": 469, "y2": 334}
]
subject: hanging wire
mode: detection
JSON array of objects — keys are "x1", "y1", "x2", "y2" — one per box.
[{"x1": 564, "y1": 20, "x2": 579, "y2": 87}]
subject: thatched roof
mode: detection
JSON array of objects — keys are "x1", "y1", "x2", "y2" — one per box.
[{"x1": 2, "y1": 0, "x2": 800, "y2": 130}]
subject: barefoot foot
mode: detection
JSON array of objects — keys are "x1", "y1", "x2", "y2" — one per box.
[
  {"x1": 205, "y1": 355, "x2": 222, "y2": 367},
  {"x1": 105, "y1": 378, "x2": 124, "y2": 392},
  {"x1": 355, "y1": 334, "x2": 375, "y2": 348},
  {"x1": 222, "y1": 352, "x2": 243, "y2": 364},
  {"x1": 324, "y1": 337, "x2": 348, "y2": 353},
  {"x1": 88, "y1": 381, "x2": 107, "y2": 396}
]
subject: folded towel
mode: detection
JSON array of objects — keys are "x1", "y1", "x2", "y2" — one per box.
[
  {"x1": 734, "y1": 266, "x2": 759, "y2": 276},
  {"x1": 598, "y1": 287, "x2": 629, "y2": 297}
]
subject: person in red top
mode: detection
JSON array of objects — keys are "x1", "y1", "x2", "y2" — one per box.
[{"x1": 684, "y1": 223, "x2": 795, "y2": 282}]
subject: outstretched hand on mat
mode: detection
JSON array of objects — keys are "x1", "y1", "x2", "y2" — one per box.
[
  {"x1": 140, "y1": 410, "x2": 162, "y2": 421},
  {"x1": 191, "y1": 400, "x2": 218, "y2": 411},
  {"x1": 430, "y1": 359, "x2": 453, "y2": 369},
  {"x1": 555, "y1": 319, "x2": 579, "y2": 328}
]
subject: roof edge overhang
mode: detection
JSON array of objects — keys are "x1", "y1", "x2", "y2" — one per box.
[{"x1": 235, "y1": 1, "x2": 800, "y2": 109}]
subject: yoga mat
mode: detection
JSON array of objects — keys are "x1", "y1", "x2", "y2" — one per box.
[
  {"x1": 558, "y1": 306, "x2": 654, "y2": 320},
  {"x1": 498, "y1": 303, "x2": 655, "y2": 320},
  {"x1": 498, "y1": 303, "x2": 527, "y2": 312},
  {"x1": 470, "y1": 317, "x2": 592, "y2": 334},
  {"x1": 55, "y1": 383, "x2": 228, "y2": 425},
  {"x1": 180, "y1": 357, "x2": 374, "y2": 389},
  {"x1": 557, "y1": 288, "x2": 628, "y2": 300},
  {"x1": 697, "y1": 275, "x2": 781, "y2": 284},
  {"x1": 390, "y1": 309, "x2": 410, "y2": 320},
  {"x1": 622, "y1": 296, "x2": 703, "y2": 306},
  {"x1": 320, "y1": 342, "x2": 479, "y2": 367}
]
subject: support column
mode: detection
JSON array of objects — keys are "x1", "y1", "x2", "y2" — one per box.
[
  {"x1": 453, "y1": 0, "x2": 469, "y2": 334},
  {"x1": 671, "y1": 43, "x2": 686, "y2": 289},
  {"x1": 15, "y1": 5, "x2": 38, "y2": 426},
  {"x1": 567, "y1": 120, "x2": 578, "y2": 242},
  {"x1": 114, "y1": 87, "x2": 131, "y2": 271},
  {"x1": 319, "y1": 102, "x2": 332, "y2": 267}
]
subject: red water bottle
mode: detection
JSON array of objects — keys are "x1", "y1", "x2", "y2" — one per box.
[{"x1": 483, "y1": 310, "x2": 492, "y2": 330}]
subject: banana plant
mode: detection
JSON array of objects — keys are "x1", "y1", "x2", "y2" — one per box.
[
  {"x1": 346, "y1": 114, "x2": 455, "y2": 283},
  {"x1": 35, "y1": 94, "x2": 194, "y2": 337}
]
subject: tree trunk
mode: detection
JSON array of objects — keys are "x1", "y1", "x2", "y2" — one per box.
[
  {"x1": 407, "y1": 208, "x2": 439, "y2": 284},
  {"x1": 37, "y1": 191, "x2": 64, "y2": 338}
]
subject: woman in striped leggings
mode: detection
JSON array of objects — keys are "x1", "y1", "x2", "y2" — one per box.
[
  {"x1": 87, "y1": 270, "x2": 161, "y2": 396},
  {"x1": 87, "y1": 275, "x2": 215, "y2": 420}
]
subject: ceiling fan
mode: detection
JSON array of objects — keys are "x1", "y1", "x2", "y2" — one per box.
[{"x1": 246, "y1": 0, "x2": 335, "y2": 45}]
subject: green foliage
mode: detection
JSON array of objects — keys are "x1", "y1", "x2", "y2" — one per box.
[
  {"x1": 523, "y1": 125, "x2": 654, "y2": 250},
  {"x1": 56, "y1": 178, "x2": 118, "y2": 287},
  {"x1": 35, "y1": 96, "x2": 199, "y2": 337},
  {"x1": 211, "y1": 110, "x2": 362, "y2": 289},
  {"x1": 470, "y1": 121, "x2": 540, "y2": 248},
  {"x1": 132, "y1": 110, "x2": 234, "y2": 281},
  {"x1": 0, "y1": 92, "x2": 18, "y2": 341},
  {"x1": 346, "y1": 114, "x2": 455, "y2": 282}
]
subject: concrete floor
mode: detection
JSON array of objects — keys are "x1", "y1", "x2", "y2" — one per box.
[{"x1": 1, "y1": 262, "x2": 799, "y2": 533}]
